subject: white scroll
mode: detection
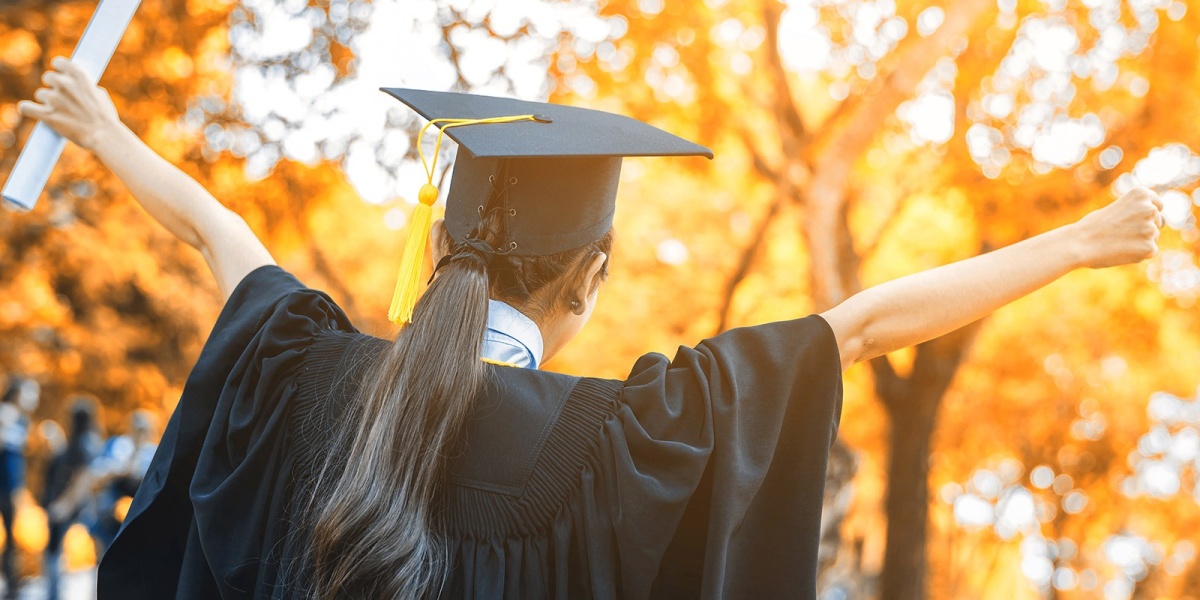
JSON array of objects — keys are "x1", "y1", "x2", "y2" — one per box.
[{"x1": 1, "y1": 0, "x2": 141, "y2": 211}]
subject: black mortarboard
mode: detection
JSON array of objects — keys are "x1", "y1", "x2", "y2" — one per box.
[
  {"x1": 380, "y1": 87, "x2": 712, "y2": 324},
  {"x1": 382, "y1": 87, "x2": 713, "y2": 254}
]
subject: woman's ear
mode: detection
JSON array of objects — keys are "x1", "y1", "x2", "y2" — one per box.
[
  {"x1": 429, "y1": 218, "x2": 450, "y2": 265},
  {"x1": 569, "y1": 253, "x2": 608, "y2": 315}
]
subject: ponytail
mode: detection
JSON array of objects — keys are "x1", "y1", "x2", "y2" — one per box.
[{"x1": 306, "y1": 219, "x2": 612, "y2": 598}]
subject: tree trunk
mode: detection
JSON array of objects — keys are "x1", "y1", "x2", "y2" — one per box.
[
  {"x1": 879, "y1": 395, "x2": 938, "y2": 600},
  {"x1": 720, "y1": 3, "x2": 997, "y2": 595},
  {"x1": 874, "y1": 326, "x2": 979, "y2": 600}
]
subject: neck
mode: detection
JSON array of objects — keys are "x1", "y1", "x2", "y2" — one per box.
[{"x1": 482, "y1": 300, "x2": 545, "y2": 368}]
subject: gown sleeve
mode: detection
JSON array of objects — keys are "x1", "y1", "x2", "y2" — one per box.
[
  {"x1": 597, "y1": 314, "x2": 843, "y2": 600},
  {"x1": 97, "y1": 265, "x2": 356, "y2": 599}
]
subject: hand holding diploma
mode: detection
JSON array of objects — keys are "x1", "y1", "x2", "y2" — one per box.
[
  {"x1": 1, "y1": 0, "x2": 139, "y2": 210},
  {"x1": 18, "y1": 59, "x2": 276, "y2": 300},
  {"x1": 18, "y1": 58, "x2": 122, "y2": 152}
]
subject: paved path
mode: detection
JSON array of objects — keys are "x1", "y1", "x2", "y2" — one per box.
[{"x1": 4, "y1": 569, "x2": 96, "y2": 600}]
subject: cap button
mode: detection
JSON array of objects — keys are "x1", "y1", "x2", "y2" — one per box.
[{"x1": 532, "y1": 114, "x2": 553, "y2": 123}]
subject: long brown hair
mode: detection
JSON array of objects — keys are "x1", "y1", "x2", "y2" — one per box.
[{"x1": 305, "y1": 215, "x2": 612, "y2": 598}]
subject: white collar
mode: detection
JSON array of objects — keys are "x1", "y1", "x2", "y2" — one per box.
[{"x1": 482, "y1": 299, "x2": 545, "y2": 369}]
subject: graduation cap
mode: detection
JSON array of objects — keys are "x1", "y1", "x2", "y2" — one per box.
[{"x1": 381, "y1": 87, "x2": 713, "y2": 324}]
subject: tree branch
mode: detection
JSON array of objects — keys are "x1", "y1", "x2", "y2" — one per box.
[
  {"x1": 714, "y1": 184, "x2": 790, "y2": 333},
  {"x1": 803, "y1": 0, "x2": 995, "y2": 310},
  {"x1": 761, "y1": 0, "x2": 808, "y2": 150}
]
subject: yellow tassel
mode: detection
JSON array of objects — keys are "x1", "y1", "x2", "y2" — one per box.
[
  {"x1": 387, "y1": 183, "x2": 440, "y2": 325},
  {"x1": 388, "y1": 113, "x2": 542, "y2": 324}
]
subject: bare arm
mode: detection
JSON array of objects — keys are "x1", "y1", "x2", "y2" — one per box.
[
  {"x1": 17, "y1": 58, "x2": 273, "y2": 299},
  {"x1": 47, "y1": 469, "x2": 101, "y2": 523},
  {"x1": 821, "y1": 187, "x2": 1164, "y2": 371}
]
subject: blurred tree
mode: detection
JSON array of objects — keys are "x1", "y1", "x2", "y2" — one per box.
[{"x1": 552, "y1": 0, "x2": 1200, "y2": 598}]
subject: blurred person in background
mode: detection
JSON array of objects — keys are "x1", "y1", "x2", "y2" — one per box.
[
  {"x1": 18, "y1": 59, "x2": 1165, "y2": 598},
  {"x1": 35, "y1": 419, "x2": 66, "y2": 589},
  {"x1": 84, "y1": 410, "x2": 158, "y2": 554},
  {"x1": 36, "y1": 421, "x2": 67, "y2": 477},
  {"x1": 42, "y1": 397, "x2": 101, "y2": 600},
  {"x1": 0, "y1": 378, "x2": 37, "y2": 599}
]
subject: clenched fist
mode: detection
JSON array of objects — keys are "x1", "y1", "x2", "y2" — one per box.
[
  {"x1": 17, "y1": 57, "x2": 121, "y2": 151},
  {"x1": 1073, "y1": 186, "x2": 1165, "y2": 269}
]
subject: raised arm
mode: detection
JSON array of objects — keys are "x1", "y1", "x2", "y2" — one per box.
[
  {"x1": 16, "y1": 57, "x2": 274, "y2": 299},
  {"x1": 821, "y1": 187, "x2": 1164, "y2": 371}
]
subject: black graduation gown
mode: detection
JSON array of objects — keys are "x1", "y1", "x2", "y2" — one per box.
[{"x1": 97, "y1": 265, "x2": 843, "y2": 599}]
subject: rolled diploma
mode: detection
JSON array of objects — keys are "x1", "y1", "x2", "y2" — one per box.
[{"x1": 1, "y1": 0, "x2": 141, "y2": 211}]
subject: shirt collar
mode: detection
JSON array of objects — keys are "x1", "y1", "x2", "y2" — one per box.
[{"x1": 482, "y1": 299, "x2": 544, "y2": 369}]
